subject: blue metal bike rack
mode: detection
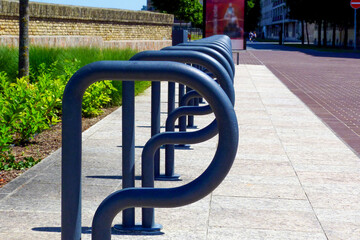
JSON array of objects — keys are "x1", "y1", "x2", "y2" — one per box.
[
  {"x1": 62, "y1": 61, "x2": 238, "y2": 240},
  {"x1": 62, "y1": 35, "x2": 238, "y2": 240},
  {"x1": 162, "y1": 45, "x2": 235, "y2": 133},
  {"x1": 85, "y1": 62, "x2": 238, "y2": 240},
  {"x1": 129, "y1": 50, "x2": 234, "y2": 180},
  {"x1": 114, "y1": 40, "x2": 237, "y2": 233}
]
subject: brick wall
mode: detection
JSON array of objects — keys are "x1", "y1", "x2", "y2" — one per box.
[{"x1": 0, "y1": 0, "x2": 173, "y2": 49}]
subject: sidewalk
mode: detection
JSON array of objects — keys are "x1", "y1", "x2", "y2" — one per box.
[{"x1": 0, "y1": 64, "x2": 359, "y2": 240}]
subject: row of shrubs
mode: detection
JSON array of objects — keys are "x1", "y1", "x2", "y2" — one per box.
[{"x1": 0, "y1": 46, "x2": 150, "y2": 170}]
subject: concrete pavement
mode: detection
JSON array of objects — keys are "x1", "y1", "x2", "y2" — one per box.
[{"x1": 0, "y1": 63, "x2": 359, "y2": 239}]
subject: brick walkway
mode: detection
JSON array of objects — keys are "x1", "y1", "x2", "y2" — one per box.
[{"x1": 242, "y1": 43, "x2": 360, "y2": 156}]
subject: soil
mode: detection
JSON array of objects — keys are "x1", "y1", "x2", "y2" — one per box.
[{"x1": 0, "y1": 106, "x2": 119, "y2": 188}]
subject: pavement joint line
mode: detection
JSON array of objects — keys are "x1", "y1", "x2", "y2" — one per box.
[
  {"x1": 243, "y1": 63, "x2": 330, "y2": 239},
  {"x1": 205, "y1": 192, "x2": 213, "y2": 240}
]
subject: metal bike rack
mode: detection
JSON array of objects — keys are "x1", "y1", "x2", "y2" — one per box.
[
  {"x1": 103, "y1": 50, "x2": 235, "y2": 232},
  {"x1": 62, "y1": 61, "x2": 238, "y2": 240},
  {"x1": 62, "y1": 35, "x2": 238, "y2": 240},
  {"x1": 84, "y1": 62, "x2": 238, "y2": 240},
  {"x1": 130, "y1": 50, "x2": 234, "y2": 178},
  {"x1": 162, "y1": 45, "x2": 235, "y2": 132},
  {"x1": 178, "y1": 43, "x2": 235, "y2": 74},
  {"x1": 163, "y1": 45, "x2": 234, "y2": 80}
]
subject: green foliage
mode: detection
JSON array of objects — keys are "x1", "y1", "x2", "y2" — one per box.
[
  {"x1": 177, "y1": 0, "x2": 203, "y2": 27},
  {"x1": 135, "y1": 81, "x2": 152, "y2": 97},
  {"x1": 0, "y1": 123, "x2": 13, "y2": 164},
  {"x1": 83, "y1": 80, "x2": 117, "y2": 117},
  {"x1": 0, "y1": 155, "x2": 40, "y2": 171},
  {"x1": 0, "y1": 46, "x2": 149, "y2": 170},
  {"x1": 245, "y1": 0, "x2": 261, "y2": 32},
  {"x1": 0, "y1": 71, "x2": 60, "y2": 145},
  {"x1": 0, "y1": 46, "x2": 18, "y2": 80},
  {"x1": 151, "y1": 0, "x2": 203, "y2": 27}
]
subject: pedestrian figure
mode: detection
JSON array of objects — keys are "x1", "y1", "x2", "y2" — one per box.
[{"x1": 249, "y1": 32, "x2": 254, "y2": 42}]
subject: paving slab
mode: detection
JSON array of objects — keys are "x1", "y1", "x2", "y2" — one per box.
[{"x1": 0, "y1": 62, "x2": 359, "y2": 240}]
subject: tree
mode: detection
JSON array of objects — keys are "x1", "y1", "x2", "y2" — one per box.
[
  {"x1": 286, "y1": 0, "x2": 354, "y2": 48},
  {"x1": 286, "y1": 0, "x2": 313, "y2": 45},
  {"x1": 19, "y1": 0, "x2": 30, "y2": 78},
  {"x1": 245, "y1": 0, "x2": 261, "y2": 32},
  {"x1": 151, "y1": 0, "x2": 203, "y2": 27},
  {"x1": 177, "y1": 0, "x2": 203, "y2": 27}
]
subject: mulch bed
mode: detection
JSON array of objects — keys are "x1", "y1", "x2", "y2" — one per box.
[{"x1": 0, "y1": 106, "x2": 119, "y2": 188}]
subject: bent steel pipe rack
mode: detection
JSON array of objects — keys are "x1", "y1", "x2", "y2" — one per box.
[
  {"x1": 162, "y1": 45, "x2": 234, "y2": 131},
  {"x1": 61, "y1": 61, "x2": 238, "y2": 240},
  {"x1": 111, "y1": 50, "x2": 234, "y2": 231},
  {"x1": 111, "y1": 36, "x2": 236, "y2": 233},
  {"x1": 113, "y1": 50, "x2": 235, "y2": 230},
  {"x1": 131, "y1": 50, "x2": 235, "y2": 177},
  {"x1": 130, "y1": 50, "x2": 236, "y2": 229},
  {"x1": 90, "y1": 62, "x2": 238, "y2": 240}
]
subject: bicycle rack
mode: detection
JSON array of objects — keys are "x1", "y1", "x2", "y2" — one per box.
[
  {"x1": 163, "y1": 45, "x2": 234, "y2": 80},
  {"x1": 62, "y1": 36, "x2": 238, "y2": 240},
  {"x1": 82, "y1": 62, "x2": 237, "y2": 240},
  {"x1": 162, "y1": 45, "x2": 235, "y2": 132},
  {"x1": 178, "y1": 43, "x2": 235, "y2": 74},
  {"x1": 101, "y1": 50, "x2": 235, "y2": 232},
  {"x1": 130, "y1": 48, "x2": 236, "y2": 230}
]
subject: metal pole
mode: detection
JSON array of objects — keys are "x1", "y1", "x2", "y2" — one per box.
[
  {"x1": 151, "y1": 82, "x2": 161, "y2": 177},
  {"x1": 168, "y1": 82, "x2": 175, "y2": 115},
  {"x1": 282, "y1": 6, "x2": 285, "y2": 45},
  {"x1": 186, "y1": 86, "x2": 195, "y2": 128},
  {"x1": 178, "y1": 84, "x2": 186, "y2": 130},
  {"x1": 355, "y1": 8, "x2": 357, "y2": 50},
  {"x1": 122, "y1": 81, "x2": 135, "y2": 228}
]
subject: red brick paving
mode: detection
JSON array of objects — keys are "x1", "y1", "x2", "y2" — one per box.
[{"x1": 238, "y1": 44, "x2": 360, "y2": 156}]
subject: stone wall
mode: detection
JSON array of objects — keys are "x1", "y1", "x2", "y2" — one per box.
[{"x1": 0, "y1": 0, "x2": 173, "y2": 49}]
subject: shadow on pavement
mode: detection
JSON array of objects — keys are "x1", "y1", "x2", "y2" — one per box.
[
  {"x1": 247, "y1": 42, "x2": 360, "y2": 60},
  {"x1": 32, "y1": 226, "x2": 164, "y2": 235}
]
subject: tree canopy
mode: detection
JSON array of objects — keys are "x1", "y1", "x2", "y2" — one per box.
[
  {"x1": 245, "y1": 0, "x2": 261, "y2": 32},
  {"x1": 286, "y1": 0, "x2": 354, "y2": 47},
  {"x1": 285, "y1": 0, "x2": 353, "y2": 28},
  {"x1": 151, "y1": 0, "x2": 203, "y2": 27}
]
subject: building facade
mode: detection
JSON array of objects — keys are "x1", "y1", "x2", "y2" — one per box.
[{"x1": 260, "y1": 0, "x2": 301, "y2": 41}]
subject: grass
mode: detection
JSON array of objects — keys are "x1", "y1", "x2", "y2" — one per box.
[
  {"x1": 0, "y1": 45, "x2": 137, "y2": 79},
  {"x1": 0, "y1": 45, "x2": 151, "y2": 105}
]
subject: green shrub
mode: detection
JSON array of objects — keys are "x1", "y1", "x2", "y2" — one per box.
[
  {"x1": 0, "y1": 155, "x2": 40, "y2": 171},
  {"x1": 0, "y1": 74, "x2": 55, "y2": 145},
  {"x1": 82, "y1": 80, "x2": 117, "y2": 117},
  {"x1": 0, "y1": 46, "x2": 153, "y2": 170}
]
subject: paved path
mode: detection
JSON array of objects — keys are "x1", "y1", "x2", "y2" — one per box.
[
  {"x1": 243, "y1": 42, "x2": 360, "y2": 156},
  {"x1": 0, "y1": 63, "x2": 359, "y2": 239}
]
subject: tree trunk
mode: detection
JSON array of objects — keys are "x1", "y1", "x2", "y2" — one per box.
[
  {"x1": 301, "y1": 20, "x2": 305, "y2": 45},
  {"x1": 317, "y1": 21, "x2": 322, "y2": 47},
  {"x1": 344, "y1": 23, "x2": 348, "y2": 48},
  {"x1": 332, "y1": 23, "x2": 336, "y2": 47},
  {"x1": 323, "y1": 21, "x2": 327, "y2": 47},
  {"x1": 19, "y1": 0, "x2": 30, "y2": 78},
  {"x1": 306, "y1": 21, "x2": 310, "y2": 45}
]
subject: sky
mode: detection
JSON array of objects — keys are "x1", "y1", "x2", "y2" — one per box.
[{"x1": 30, "y1": 0, "x2": 147, "y2": 11}]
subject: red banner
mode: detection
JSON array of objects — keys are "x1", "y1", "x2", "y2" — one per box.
[{"x1": 205, "y1": 0, "x2": 245, "y2": 49}]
